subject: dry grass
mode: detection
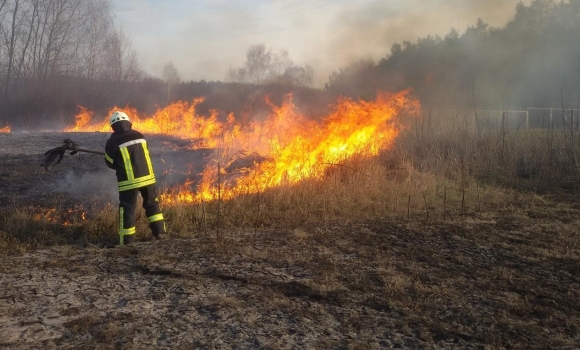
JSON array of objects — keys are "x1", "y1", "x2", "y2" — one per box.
[
  {"x1": 161, "y1": 153, "x2": 516, "y2": 238},
  {"x1": 2, "y1": 125, "x2": 578, "y2": 249}
]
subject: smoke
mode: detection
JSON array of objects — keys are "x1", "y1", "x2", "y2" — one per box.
[
  {"x1": 113, "y1": 0, "x2": 531, "y2": 87},
  {"x1": 53, "y1": 140, "x2": 213, "y2": 204},
  {"x1": 320, "y1": 0, "x2": 531, "y2": 79},
  {"x1": 58, "y1": 169, "x2": 118, "y2": 204}
]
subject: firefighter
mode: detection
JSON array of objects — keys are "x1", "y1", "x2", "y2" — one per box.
[{"x1": 105, "y1": 111, "x2": 166, "y2": 245}]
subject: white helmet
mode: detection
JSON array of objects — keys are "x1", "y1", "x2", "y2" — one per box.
[{"x1": 109, "y1": 111, "x2": 130, "y2": 126}]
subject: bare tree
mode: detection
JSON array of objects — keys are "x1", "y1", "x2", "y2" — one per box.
[
  {"x1": 33, "y1": 0, "x2": 86, "y2": 85},
  {"x1": 102, "y1": 28, "x2": 141, "y2": 82},
  {"x1": 269, "y1": 49, "x2": 292, "y2": 77},
  {"x1": 246, "y1": 44, "x2": 270, "y2": 85},
  {"x1": 0, "y1": 0, "x2": 133, "y2": 87},
  {"x1": 225, "y1": 66, "x2": 248, "y2": 83},
  {"x1": 162, "y1": 61, "x2": 179, "y2": 103},
  {"x1": 12, "y1": 0, "x2": 40, "y2": 92},
  {"x1": 74, "y1": 0, "x2": 112, "y2": 80},
  {"x1": 281, "y1": 65, "x2": 314, "y2": 87},
  {"x1": 4, "y1": 0, "x2": 20, "y2": 93},
  {"x1": 226, "y1": 44, "x2": 314, "y2": 87},
  {"x1": 0, "y1": 0, "x2": 12, "y2": 73},
  {"x1": 0, "y1": 0, "x2": 144, "y2": 126}
]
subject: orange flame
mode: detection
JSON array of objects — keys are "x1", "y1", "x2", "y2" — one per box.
[
  {"x1": 63, "y1": 99, "x2": 225, "y2": 143},
  {"x1": 33, "y1": 208, "x2": 58, "y2": 222},
  {"x1": 33, "y1": 207, "x2": 88, "y2": 226},
  {"x1": 63, "y1": 90, "x2": 420, "y2": 204},
  {"x1": 0, "y1": 125, "x2": 11, "y2": 133}
]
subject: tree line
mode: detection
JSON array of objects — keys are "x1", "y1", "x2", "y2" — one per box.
[
  {"x1": 0, "y1": 1, "x2": 317, "y2": 128},
  {"x1": 326, "y1": 0, "x2": 580, "y2": 111},
  {"x1": 4, "y1": 0, "x2": 578, "y2": 128},
  {"x1": 0, "y1": 0, "x2": 144, "y2": 125}
]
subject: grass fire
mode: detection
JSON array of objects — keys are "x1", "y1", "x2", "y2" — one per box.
[
  {"x1": 61, "y1": 90, "x2": 419, "y2": 204},
  {"x1": 1, "y1": 1, "x2": 579, "y2": 349}
]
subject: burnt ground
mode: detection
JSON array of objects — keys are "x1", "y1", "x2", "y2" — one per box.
[
  {"x1": 0, "y1": 132, "x2": 211, "y2": 211},
  {"x1": 0, "y1": 132, "x2": 579, "y2": 349}
]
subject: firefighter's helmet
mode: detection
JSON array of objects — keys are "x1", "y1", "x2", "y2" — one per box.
[{"x1": 109, "y1": 111, "x2": 130, "y2": 127}]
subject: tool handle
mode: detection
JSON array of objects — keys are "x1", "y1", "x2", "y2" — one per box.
[{"x1": 76, "y1": 148, "x2": 105, "y2": 155}]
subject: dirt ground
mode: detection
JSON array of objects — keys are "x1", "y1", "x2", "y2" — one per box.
[{"x1": 0, "y1": 132, "x2": 579, "y2": 349}]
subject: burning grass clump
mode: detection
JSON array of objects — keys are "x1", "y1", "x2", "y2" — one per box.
[
  {"x1": 0, "y1": 206, "x2": 83, "y2": 252},
  {"x1": 0, "y1": 201, "x2": 135, "y2": 251}
]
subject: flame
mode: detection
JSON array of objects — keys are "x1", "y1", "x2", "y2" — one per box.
[
  {"x1": 64, "y1": 99, "x2": 228, "y2": 146},
  {"x1": 0, "y1": 125, "x2": 11, "y2": 133},
  {"x1": 33, "y1": 207, "x2": 88, "y2": 226},
  {"x1": 63, "y1": 90, "x2": 420, "y2": 204},
  {"x1": 64, "y1": 106, "x2": 102, "y2": 132},
  {"x1": 33, "y1": 208, "x2": 58, "y2": 222}
]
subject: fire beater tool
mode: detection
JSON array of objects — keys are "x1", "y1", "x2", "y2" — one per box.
[{"x1": 43, "y1": 139, "x2": 104, "y2": 171}]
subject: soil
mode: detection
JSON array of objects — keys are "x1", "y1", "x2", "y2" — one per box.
[{"x1": 0, "y1": 132, "x2": 579, "y2": 349}]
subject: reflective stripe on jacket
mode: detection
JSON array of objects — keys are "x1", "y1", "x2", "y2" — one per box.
[{"x1": 105, "y1": 128, "x2": 156, "y2": 191}]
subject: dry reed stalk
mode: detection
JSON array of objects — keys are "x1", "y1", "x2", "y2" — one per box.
[
  {"x1": 254, "y1": 191, "x2": 261, "y2": 234},
  {"x1": 422, "y1": 192, "x2": 429, "y2": 222},
  {"x1": 202, "y1": 199, "x2": 207, "y2": 237},
  {"x1": 217, "y1": 161, "x2": 221, "y2": 242},
  {"x1": 443, "y1": 187, "x2": 447, "y2": 221},
  {"x1": 407, "y1": 195, "x2": 411, "y2": 222}
]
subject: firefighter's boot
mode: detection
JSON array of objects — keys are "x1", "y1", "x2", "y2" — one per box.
[
  {"x1": 123, "y1": 234, "x2": 135, "y2": 245},
  {"x1": 150, "y1": 219, "x2": 166, "y2": 240}
]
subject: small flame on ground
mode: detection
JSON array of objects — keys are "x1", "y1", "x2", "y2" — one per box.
[
  {"x1": 63, "y1": 90, "x2": 421, "y2": 205},
  {"x1": 33, "y1": 208, "x2": 57, "y2": 222},
  {"x1": 0, "y1": 125, "x2": 11, "y2": 133},
  {"x1": 33, "y1": 207, "x2": 88, "y2": 226}
]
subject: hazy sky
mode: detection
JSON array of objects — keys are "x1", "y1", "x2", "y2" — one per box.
[{"x1": 111, "y1": 0, "x2": 532, "y2": 86}]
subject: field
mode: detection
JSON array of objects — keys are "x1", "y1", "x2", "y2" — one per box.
[{"x1": 0, "y1": 131, "x2": 579, "y2": 349}]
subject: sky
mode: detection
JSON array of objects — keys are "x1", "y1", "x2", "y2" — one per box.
[{"x1": 111, "y1": 0, "x2": 532, "y2": 87}]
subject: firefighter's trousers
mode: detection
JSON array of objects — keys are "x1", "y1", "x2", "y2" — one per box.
[{"x1": 118, "y1": 184, "x2": 165, "y2": 245}]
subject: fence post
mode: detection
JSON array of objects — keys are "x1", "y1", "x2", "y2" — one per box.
[
  {"x1": 526, "y1": 108, "x2": 529, "y2": 129},
  {"x1": 570, "y1": 108, "x2": 574, "y2": 140},
  {"x1": 501, "y1": 111, "x2": 507, "y2": 131}
]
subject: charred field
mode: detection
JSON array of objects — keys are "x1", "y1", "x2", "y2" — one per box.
[{"x1": 0, "y1": 131, "x2": 579, "y2": 349}]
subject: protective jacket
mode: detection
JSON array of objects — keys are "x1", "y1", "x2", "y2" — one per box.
[{"x1": 104, "y1": 122, "x2": 156, "y2": 191}]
